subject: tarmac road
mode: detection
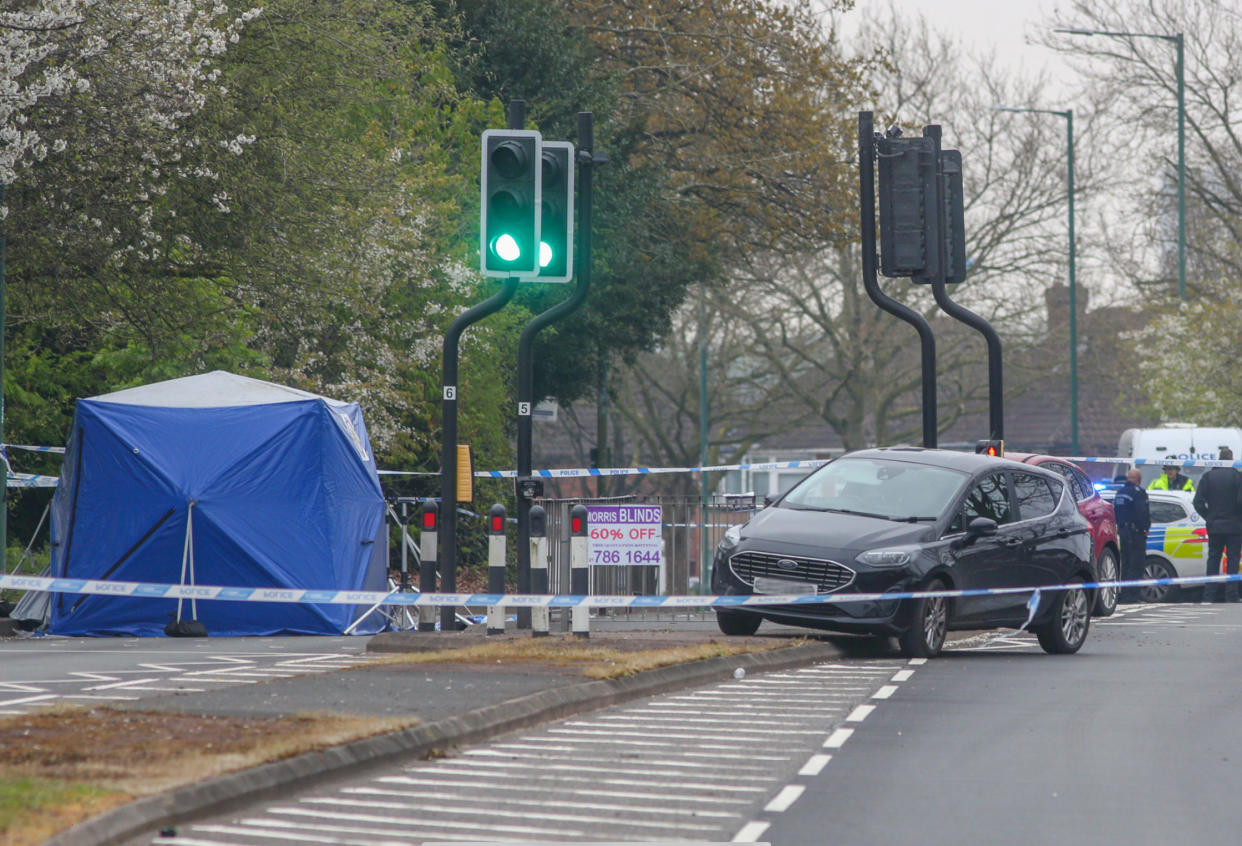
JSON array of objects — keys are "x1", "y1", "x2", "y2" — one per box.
[
  {"x1": 758, "y1": 602, "x2": 1242, "y2": 846},
  {"x1": 0, "y1": 635, "x2": 370, "y2": 716}
]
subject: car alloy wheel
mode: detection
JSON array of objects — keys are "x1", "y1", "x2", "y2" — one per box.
[
  {"x1": 1059, "y1": 588, "x2": 1090, "y2": 646},
  {"x1": 1140, "y1": 558, "x2": 1179, "y2": 603},
  {"x1": 899, "y1": 578, "x2": 948, "y2": 658},
  {"x1": 1093, "y1": 548, "x2": 1119, "y2": 617},
  {"x1": 1036, "y1": 578, "x2": 1090, "y2": 654}
]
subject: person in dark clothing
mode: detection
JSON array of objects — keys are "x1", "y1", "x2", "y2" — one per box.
[
  {"x1": 1114, "y1": 468, "x2": 1151, "y2": 602},
  {"x1": 1192, "y1": 447, "x2": 1242, "y2": 603}
]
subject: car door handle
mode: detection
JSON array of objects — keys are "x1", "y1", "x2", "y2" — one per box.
[{"x1": 999, "y1": 536, "x2": 1024, "y2": 547}]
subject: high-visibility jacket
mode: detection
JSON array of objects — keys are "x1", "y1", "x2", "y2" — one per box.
[{"x1": 1149, "y1": 474, "x2": 1195, "y2": 492}]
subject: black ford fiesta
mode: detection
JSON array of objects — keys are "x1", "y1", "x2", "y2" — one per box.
[{"x1": 710, "y1": 447, "x2": 1096, "y2": 657}]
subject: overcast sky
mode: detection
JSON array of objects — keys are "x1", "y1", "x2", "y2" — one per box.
[{"x1": 836, "y1": 0, "x2": 1076, "y2": 91}]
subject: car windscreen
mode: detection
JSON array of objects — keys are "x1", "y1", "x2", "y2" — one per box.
[{"x1": 780, "y1": 457, "x2": 969, "y2": 522}]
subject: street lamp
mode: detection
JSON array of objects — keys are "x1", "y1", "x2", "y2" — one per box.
[
  {"x1": 994, "y1": 105, "x2": 1079, "y2": 455},
  {"x1": 1055, "y1": 27, "x2": 1186, "y2": 300}
]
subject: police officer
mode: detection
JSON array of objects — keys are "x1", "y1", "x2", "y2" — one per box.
[
  {"x1": 1150, "y1": 464, "x2": 1195, "y2": 492},
  {"x1": 1192, "y1": 447, "x2": 1242, "y2": 603},
  {"x1": 1114, "y1": 468, "x2": 1151, "y2": 602}
]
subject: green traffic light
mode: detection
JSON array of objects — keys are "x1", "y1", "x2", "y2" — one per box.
[
  {"x1": 492, "y1": 233, "x2": 521, "y2": 263},
  {"x1": 539, "y1": 241, "x2": 552, "y2": 268}
]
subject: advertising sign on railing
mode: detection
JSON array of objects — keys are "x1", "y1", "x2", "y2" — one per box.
[{"x1": 586, "y1": 504, "x2": 663, "y2": 567}]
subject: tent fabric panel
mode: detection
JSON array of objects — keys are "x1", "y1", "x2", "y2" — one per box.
[
  {"x1": 48, "y1": 404, "x2": 187, "y2": 629},
  {"x1": 315, "y1": 403, "x2": 386, "y2": 602},
  {"x1": 82, "y1": 401, "x2": 311, "y2": 495}
]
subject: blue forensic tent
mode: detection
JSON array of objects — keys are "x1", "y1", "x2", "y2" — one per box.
[{"x1": 47, "y1": 371, "x2": 388, "y2": 636}]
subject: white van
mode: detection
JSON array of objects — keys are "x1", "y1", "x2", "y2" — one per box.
[{"x1": 1116, "y1": 423, "x2": 1242, "y2": 486}]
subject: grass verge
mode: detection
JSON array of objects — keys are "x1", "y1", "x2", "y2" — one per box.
[
  {"x1": 0, "y1": 705, "x2": 416, "y2": 846},
  {"x1": 366, "y1": 635, "x2": 803, "y2": 679}
]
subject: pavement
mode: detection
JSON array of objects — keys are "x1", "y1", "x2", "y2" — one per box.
[{"x1": 36, "y1": 616, "x2": 916, "y2": 846}]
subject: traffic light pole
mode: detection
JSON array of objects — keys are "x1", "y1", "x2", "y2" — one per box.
[
  {"x1": 923, "y1": 125, "x2": 1004, "y2": 443},
  {"x1": 438, "y1": 275, "x2": 519, "y2": 631},
  {"x1": 858, "y1": 112, "x2": 938, "y2": 448},
  {"x1": 515, "y1": 112, "x2": 597, "y2": 627}
]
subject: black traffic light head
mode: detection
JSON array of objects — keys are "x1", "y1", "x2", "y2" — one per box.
[
  {"x1": 975, "y1": 439, "x2": 1005, "y2": 457},
  {"x1": 537, "y1": 141, "x2": 575, "y2": 282},
  {"x1": 913, "y1": 150, "x2": 967, "y2": 284},
  {"x1": 481, "y1": 129, "x2": 542, "y2": 277},
  {"x1": 877, "y1": 135, "x2": 968, "y2": 283},
  {"x1": 877, "y1": 135, "x2": 939, "y2": 279}
]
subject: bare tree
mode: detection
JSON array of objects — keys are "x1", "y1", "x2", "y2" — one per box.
[
  {"x1": 605, "y1": 4, "x2": 1109, "y2": 480},
  {"x1": 1041, "y1": 0, "x2": 1242, "y2": 293}
]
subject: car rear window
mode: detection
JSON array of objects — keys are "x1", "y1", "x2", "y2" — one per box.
[
  {"x1": 1150, "y1": 501, "x2": 1188, "y2": 524},
  {"x1": 1071, "y1": 467, "x2": 1094, "y2": 500},
  {"x1": 1014, "y1": 471, "x2": 1059, "y2": 520},
  {"x1": 1038, "y1": 459, "x2": 1093, "y2": 502}
]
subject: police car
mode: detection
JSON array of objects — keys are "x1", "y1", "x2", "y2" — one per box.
[{"x1": 1103, "y1": 489, "x2": 1209, "y2": 602}]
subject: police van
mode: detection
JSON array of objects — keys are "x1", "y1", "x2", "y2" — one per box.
[{"x1": 1116, "y1": 424, "x2": 1242, "y2": 487}]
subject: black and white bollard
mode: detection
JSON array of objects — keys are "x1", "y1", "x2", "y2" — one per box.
[
  {"x1": 417, "y1": 502, "x2": 438, "y2": 632},
  {"x1": 486, "y1": 504, "x2": 507, "y2": 635},
  {"x1": 570, "y1": 503, "x2": 589, "y2": 638},
  {"x1": 530, "y1": 505, "x2": 550, "y2": 637}
]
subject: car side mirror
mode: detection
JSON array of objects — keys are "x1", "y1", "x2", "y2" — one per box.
[{"x1": 966, "y1": 516, "x2": 998, "y2": 540}]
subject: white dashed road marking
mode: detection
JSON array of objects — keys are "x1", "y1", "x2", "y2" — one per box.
[{"x1": 152, "y1": 659, "x2": 905, "y2": 844}]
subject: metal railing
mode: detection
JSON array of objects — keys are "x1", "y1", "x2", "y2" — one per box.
[{"x1": 537, "y1": 494, "x2": 757, "y2": 596}]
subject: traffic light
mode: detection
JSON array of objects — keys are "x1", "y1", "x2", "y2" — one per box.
[
  {"x1": 537, "y1": 141, "x2": 575, "y2": 282},
  {"x1": 877, "y1": 135, "x2": 939, "y2": 279},
  {"x1": 975, "y1": 439, "x2": 1005, "y2": 457},
  {"x1": 877, "y1": 137, "x2": 967, "y2": 283},
  {"x1": 913, "y1": 150, "x2": 967, "y2": 284},
  {"x1": 480, "y1": 129, "x2": 542, "y2": 277}
]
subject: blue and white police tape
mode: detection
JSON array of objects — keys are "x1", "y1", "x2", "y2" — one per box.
[
  {"x1": 5, "y1": 571, "x2": 1242, "y2": 609},
  {"x1": 1067, "y1": 456, "x2": 1242, "y2": 469},
  {"x1": 20, "y1": 446, "x2": 1242, "y2": 479},
  {"x1": 6, "y1": 473, "x2": 58, "y2": 488},
  {"x1": 378, "y1": 458, "x2": 833, "y2": 480}
]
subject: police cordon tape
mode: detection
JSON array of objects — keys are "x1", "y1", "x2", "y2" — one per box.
[
  {"x1": 15, "y1": 451, "x2": 1242, "y2": 489},
  {"x1": 5, "y1": 473, "x2": 58, "y2": 488},
  {"x1": 1069, "y1": 456, "x2": 1242, "y2": 469},
  {"x1": 377, "y1": 455, "x2": 1242, "y2": 480},
  {"x1": 378, "y1": 458, "x2": 834, "y2": 479},
  {"x1": 4, "y1": 571, "x2": 1242, "y2": 610}
]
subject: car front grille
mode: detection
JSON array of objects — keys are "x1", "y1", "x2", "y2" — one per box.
[{"x1": 728, "y1": 550, "x2": 856, "y2": 593}]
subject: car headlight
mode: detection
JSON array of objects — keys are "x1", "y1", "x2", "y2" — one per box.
[
  {"x1": 855, "y1": 546, "x2": 916, "y2": 568},
  {"x1": 717, "y1": 524, "x2": 742, "y2": 553}
]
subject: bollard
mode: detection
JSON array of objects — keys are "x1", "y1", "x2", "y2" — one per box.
[
  {"x1": 417, "y1": 502, "x2": 438, "y2": 632},
  {"x1": 486, "y1": 504, "x2": 507, "y2": 635},
  {"x1": 530, "y1": 505, "x2": 550, "y2": 637},
  {"x1": 398, "y1": 501, "x2": 410, "y2": 592},
  {"x1": 570, "y1": 503, "x2": 589, "y2": 638}
]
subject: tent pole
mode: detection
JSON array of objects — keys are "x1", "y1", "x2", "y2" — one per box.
[
  {"x1": 187, "y1": 502, "x2": 197, "y2": 620},
  {"x1": 176, "y1": 504, "x2": 191, "y2": 623}
]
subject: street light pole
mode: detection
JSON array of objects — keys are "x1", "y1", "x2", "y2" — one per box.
[
  {"x1": 1056, "y1": 27, "x2": 1186, "y2": 299},
  {"x1": 1176, "y1": 32, "x2": 1186, "y2": 301},
  {"x1": 995, "y1": 106, "x2": 1078, "y2": 454}
]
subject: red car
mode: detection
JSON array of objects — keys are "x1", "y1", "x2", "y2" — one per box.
[{"x1": 1006, "y1": 452, "x2": 1119, "y2": 617}]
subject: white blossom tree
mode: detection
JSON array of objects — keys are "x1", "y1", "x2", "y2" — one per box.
[{"x1": 1, "y1": 0, "x2": 260, "y2": 193}]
